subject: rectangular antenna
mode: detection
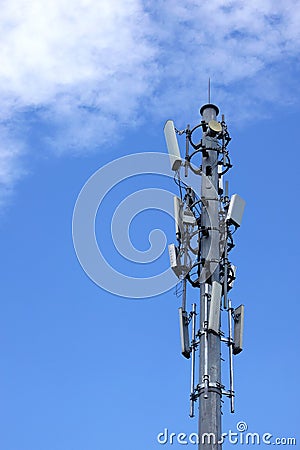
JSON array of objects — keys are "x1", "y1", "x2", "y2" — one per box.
[
  {"x1": 168, "y1": 244, "x2": 181, "y2": 278},
  {"x1": 173, "y1": 196, "x2": 182, "y2": 238},
  {"x1": 164, "y1": 120, "x2": 182, "y2": 171},
  {"x1": 233, "y1": 304, "x2": 245, "y2": 354},
  {"x1": 179, "y1": 307, "x2": 191, "y2": 359},
  {"x1": 226, "y1": 194, "x2": 246, "y2": 227},
  {"x1": 208, "y1": 281, "x2": 222, "y2": 333}
]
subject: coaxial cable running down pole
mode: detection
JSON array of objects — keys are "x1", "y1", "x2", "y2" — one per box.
[{"x1": 164, "y1": 99, "x2": 245, "y2": 450}]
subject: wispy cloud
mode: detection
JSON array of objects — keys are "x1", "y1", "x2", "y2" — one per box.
[
  {"x1": 149, "y1": 0, "x2": 300, "y2": 121},
  {"x1": 0, "y1": 0, "x2": 157, "y2": 201},
  {"x1": 0, "y1": 0, "x2": 300, "y2": 201},
  {"x1": 0, "y1": 124, "x2": 26, "y2": 208}
]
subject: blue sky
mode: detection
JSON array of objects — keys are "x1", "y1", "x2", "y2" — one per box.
[{"x1": 0, "y1": 1, "x2": 300, "y2": 449}]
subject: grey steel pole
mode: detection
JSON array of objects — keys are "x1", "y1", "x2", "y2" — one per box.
[
  {"x1": 228, "y1": 298, "x2": 235, "y2": 413},
  {"x1": 198, "y1": 104, "x2": 222, "y2": 450},
  {"x1": 190, "y1": 303, "x2": 197, "y2": 418}
]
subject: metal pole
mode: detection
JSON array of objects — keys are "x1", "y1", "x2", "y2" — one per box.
[
  {"x1": 223, "y1": 182, "x2": 229, "y2": 310},
  {"x1": 228, "y1": 299, "x2": 235, "y2": 413},
  {"x1": 198, "y1": 104, "x2": 222, "y2": 450},
  {"x1": 185, "y1": 124, "x2": 190, "y2": 178},
  {"x1": 190, "y1": 302, "x2": 197, "y2": 418},
  {"x1": 223, "y1": 224, "x2": 228, "y2": 310},
  {"x1": 182, "y1": 277, "x2": 187, "y2": 312},
  {"x1": 203, "y1": 284, "x2": 209, "y2": 400}
]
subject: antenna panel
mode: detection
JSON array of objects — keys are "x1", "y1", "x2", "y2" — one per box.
[
  {"x1": 173, "y1": 196, "x2": 183, "y2": 237},
  {"x1": 179, "y1": 307, "x2": 191, "y2": 359},
  {"x1": 233, "y1": 304, "x2": 245, "y2": 354},
  {"x1": 164, "y1": 120, "x2": 182, "y2": 171},
  {"x1": 208, "y1": 281, "x2": 222, "y2": 333},
  {"x1": 168, "y1": 244, "x2": 181, "y2": 277},
  {"x1": 226, "y1": 194, "x2": 246, "y2": 227}
]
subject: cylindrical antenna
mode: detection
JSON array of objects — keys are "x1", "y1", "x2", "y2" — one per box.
[{"x1": 208, "y1": 78, "x2": 211, "y2": 104}]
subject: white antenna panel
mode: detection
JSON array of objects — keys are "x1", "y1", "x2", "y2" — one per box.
[
  {"x1": 226, "y1": 194, "x2": 246, "y2": 227},
  {"x1": 208, "y1": 281, "x2": 222, "y2": 333},
  {"x1": 168, "y1": 244, "x2": 181, "y2": 277},
  {"x1": 173, "y1": 196, "x2": 182, "y2": 236},
  {"x1": 164, "y1": 120, "x2": 182, "y2": 171},
  {"x1": 233, "y1": 304, "x2": 244, "y2": 354}
]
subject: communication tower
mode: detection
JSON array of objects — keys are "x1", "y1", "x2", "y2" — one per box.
[{"x1": 164, "y1": 98, "x2": 245, "y2": 449}]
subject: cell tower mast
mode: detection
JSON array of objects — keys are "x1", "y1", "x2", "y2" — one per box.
[
  {"x1": 165, "y1": 97, "x2": 245, "y2": 449},
  {"x1": 198, "y1": 103, "x2": 222, "y2": 448}
]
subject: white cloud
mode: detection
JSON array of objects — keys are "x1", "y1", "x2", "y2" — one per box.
[
  {"x1": 1, "y1": 0, "x2": 300, "y2": 201},
  {"x1": 149, "y1": 0, "x2": 300, "y2": 122},
  {"x1": 0, "y1": 0, "x2": 157, "y2": 200},
  {"x1": 0, "y1": 0, "x2": 155, "y2": 108},
  {"x1": 0, "y1": 124, "x2": 26, "y2": 208}
]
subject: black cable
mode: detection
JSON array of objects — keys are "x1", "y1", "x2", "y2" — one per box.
[
  {"x1": 186, "y1": 272, "x2": 200, "y2": 288},
  {"x1": 174, "y1": 175, "x2": 183, "y2": 200},
  {"x1": 219, "y1": 153, "x2": 232, "y2": 175}
]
